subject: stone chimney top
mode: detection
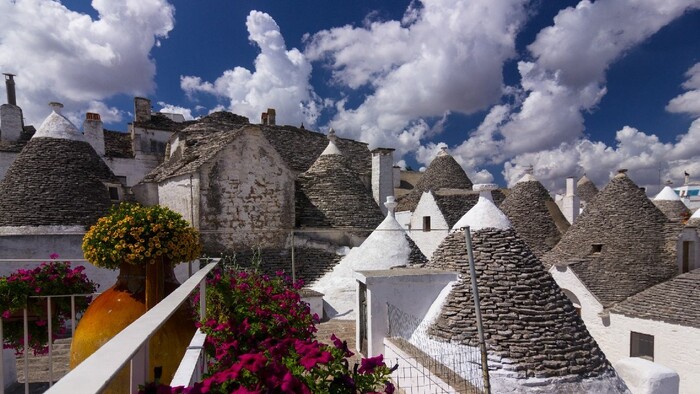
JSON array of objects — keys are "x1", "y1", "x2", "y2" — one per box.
[
  {"x1": 86, "y1": 112, "x2": 101, "y2": 121},
  {"x1": 617, "y1": 168, "x2": 628, "y2": 175},
  {"x1": 3, "y1": 73, "x2": 16, "y2": 106},
  {"x1": 49, "y1": 102, "x2": 64, "y2": 114},
  {"x1": 525, "y1": 165, "x2": 534, "y2": 175},
  {"x1": 437, "y1": 146, "x2": 449, "y2": 157},
  {"x1": 384, "y1": 196, "x2": 398, "y2": 218}
]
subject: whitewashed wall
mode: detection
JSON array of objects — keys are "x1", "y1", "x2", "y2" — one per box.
[
  {"x1": 354, "y1": 269, "x2": 458, "y2": 357},
  {"x1": 159, "y1": 174, "x2": 200, "y2": 228},
  {"x1": 408, "y1": 192, "x2": 450, "y2": 259},
  {"x1": 104, "y1": 155, "x2": 160, "y2": 187},
  {"x1": 395, "y1": 211, "x2": 411, "y2": 230},
  {"x1": 607, "y1": 313, "x2": 700, "y2": 394},
  {"x1": 549, "y1": 266, "x2": 613, "y2": 352}
]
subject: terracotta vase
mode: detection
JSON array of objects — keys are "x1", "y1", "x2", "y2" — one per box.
[{"x1": 69, "y1": 259, "x2": 196, "y2": 394}]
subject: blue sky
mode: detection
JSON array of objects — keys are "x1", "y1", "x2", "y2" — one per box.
[{"x1": 1, "y1": 0, "x2": 700, "y2": 193}]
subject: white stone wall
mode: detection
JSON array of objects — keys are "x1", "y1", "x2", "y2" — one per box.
[
  {"x1": 371, "y1": 150, "x2": 394, "y2": 215},
  {"x1": 104, "y1": 155, "x2": 160, "y2": 187},
  {"x1": 0, "y1": 104, "x2": 22, "y2": 142},
  {"x1": 354, "y1": 270, "x2": 458, "y2": 357},
  {"x1": 395, "y1": 211, "x2": 411, "y2": 230},
  {"x1": 159, "y1": 174, "x2": 200, "y2": 228},
  {"x1": 196, "y1": 127, "x2": 294, "y2": 252},
  {"x1": 83, "y1": 119, "x2": 105, "y2": 156},
  {"x1": 549, "y1": 266, "x2": 614, "y2": 353},
  {"x1": 606, "y1": 314, "x2": 700, "y2": 394},
  {"x1": 131, "y1": 126, "x2": 173, "y2": 155},
  {"x1": 408, "y1": 192, "x2": 450, "y2": 259}
]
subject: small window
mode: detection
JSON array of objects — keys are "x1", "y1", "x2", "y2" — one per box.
[
  {"x1": 108, "y1": 186, "x2": 120, "y2": 201},
  {"x1": 422, "y1": 216, "x2": 431, "y2": 232},
  {"x1": 590, "y1": 244, "x2": 603, "y2": 254},
  {"x1": 630, "y1": 332, "x2": 654, "y2": 361}
]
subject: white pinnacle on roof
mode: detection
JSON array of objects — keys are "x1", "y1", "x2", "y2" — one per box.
[
  {"x1": 452, "y1": 183, "x2": 511, "y2": 231},
  {"x1": 320, "y1": 128, "x2": 342, "y2": 155},
  {"x1": 33, "y1": 102, "x2": 85, "y2": 142},
  {"x1": 654, "y1": 185, "x2": 681, "y2": 201}
]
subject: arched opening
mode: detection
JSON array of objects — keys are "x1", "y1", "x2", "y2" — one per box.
[{"x1": 561, "y1": 288, "x2": 582, "y2": 316}]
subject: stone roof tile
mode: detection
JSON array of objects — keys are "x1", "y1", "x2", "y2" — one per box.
[
  {"x1": 542, "y1": 172, "x2": 677, "y2": 307},
  {"x1": 577, "y1": 175, "x2": 599, "y2": 203},
  {"x1": 296, "y1": 153, "x2": 383, "y2": 230},
  {"x1": 104, "y1": 129, "x2": 133, "y2": 158},
  {"x1": 500, "y1": 180, "x2": 569, "y2": 258},
  {"x1": 426, "y1": 227, "x2": 613, "y2": 379},
  {"x1": 396, "y1": 151, "x2": 472, "y2": 212},
  {"x1": 611, "y1": 269, "x2": 700, "y2": 329},
  {"x1": 0, "y1": 137, "x2": 117, "y2": 226}
]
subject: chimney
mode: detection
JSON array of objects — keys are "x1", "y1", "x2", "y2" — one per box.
[
  {"x1": 473, "y1": 183, "x2": 497, "y2": 202},
  {"x1": 393, "y1": 165, "x2": 401, "y2": 188},
  {"x1": 371, "y1": 148, "x2": 395, "y2": 215},
  {"x1": 134, "y1": 97, "x2": 151, "y2": 123},
  {"x1": 83, "y1": 112, "x2": 105, "y2": 156},
  {"x1": 562, "y1": 176, "x2": 580, "y2": 224},
  {"x1": 685, "y1": 172, "x2": 690, "y2": 185},
  {"x1": 3, "y1": 73, "x2": 16, "y2": 106},
  {"x1": 261, "y1": 112, "x2": 268, "y2": 125},
  {"x1": 266, "y1": 108, "x2": 276, "y2": 125}
]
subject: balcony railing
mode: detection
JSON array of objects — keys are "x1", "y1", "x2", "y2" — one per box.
[{"x1": 42, "y1": 258, "x2": 219, "y2": 394}]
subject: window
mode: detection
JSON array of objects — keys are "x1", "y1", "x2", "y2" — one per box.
[
  {"x1": 108, "y1": 186, "x2": 120, "y2": 201},
  {"x1": 422, "y1": 216, "x2": 431, "y2": 232},
  {"x1": 630, "y1": 332, "x2": 654, "y2": 361},
  {"x1": 590, "y1": 244, "x2": 603, "y2": 254}
]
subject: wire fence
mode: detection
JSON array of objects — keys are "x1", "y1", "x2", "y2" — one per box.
[{"x1": 386, "y1": 303, "x2": 485, "y2": 394}]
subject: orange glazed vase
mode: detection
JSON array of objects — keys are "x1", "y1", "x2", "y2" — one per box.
[{"x1": 69, "y1": 259, "x2": 196, "y2": 394}]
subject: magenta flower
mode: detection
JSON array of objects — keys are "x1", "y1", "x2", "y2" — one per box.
[{"x1": 359, "y1": 355, "x2": 385, "y2": 374}]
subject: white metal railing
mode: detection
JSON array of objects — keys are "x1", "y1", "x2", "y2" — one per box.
[
  {"x1": 45, "y1": 259, "x2": 219, "y2": 394},
  {"x1": 170, "y1": 329, "x2": 208, "y2": 387},
  {"x1": 0, "y1": 292, "x2": 98, "y2": 394}
]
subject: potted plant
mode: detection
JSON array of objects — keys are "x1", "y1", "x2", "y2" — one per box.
[
  {"x1": 72, "y1": 203, "x2": 202, "y2": 393},
  {"x1": 0, "y1": 256, "x2": 97, "y2": 355}
]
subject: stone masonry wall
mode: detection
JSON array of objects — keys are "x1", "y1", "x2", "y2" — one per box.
[{"x1": 198, "y1": 129, "x2": 295, "y2": 253}]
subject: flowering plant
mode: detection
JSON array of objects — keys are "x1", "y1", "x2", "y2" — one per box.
[
  {"x1": 82, "y1": 203, "x2": 201, "y2": 269},
  {"x1": 141, "y1": 268, "x2": 395, "y2": 393},
  {"x1": 0, "y1": 256, "x2": 98, "y2": 354}
]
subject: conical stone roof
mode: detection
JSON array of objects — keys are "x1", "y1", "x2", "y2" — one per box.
[
  {"x1": 500, "y1": 175, "x2": 569, "y2": 258},
  {"x1": 653, "y1": 186, "x2": 690, "y2": 222},
  {"x1": 0, "y1": 105, "x2": 117, "y2": 227},
  {"x1": 422, "y1": 193, "x2": 624, "y2": 389},
  {"x1": 577, "y1": 175, "x2": 599, "y2": 203},
  {"x1": 296, "y1": 136, "x2": 383, "y2": 230},
  {"x1": 396, "y1": 148, "x2": 472, "y2": 212},
  {"x1": 542, "y1": 171, "x2": 677, "y2": 307}
]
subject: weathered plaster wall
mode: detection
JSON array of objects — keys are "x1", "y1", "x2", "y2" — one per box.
[
  {"x1": 159, "y1": 174, "x2": 200, "y2": 228},
  {"x1": 606, "y1": 314, "x2": 700, "y2": 394},
  {"x1": 0, "y1": 151, "x2": 18, "y2": 181},
  {"x1": 408, "y1": 192, "x2": 450, "y2": 259},
  {"x1": 198, "y1": 129, "x2": 295, "y2": 252}
]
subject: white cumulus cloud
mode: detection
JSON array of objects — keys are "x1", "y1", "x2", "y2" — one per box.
[
  {"x1": 180, "y1": 11, "x2": 320, "y2": 128},
  {"x1": 0, "y1": 0, "x2": 175, "y2": 126},
  {"x1": 305, "y1": 0, "x2": 530, "y2": 156}
]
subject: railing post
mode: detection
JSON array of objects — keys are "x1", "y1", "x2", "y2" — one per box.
[
  {"x1": 130, "y1": 342, "x2": 148, "y2": 393},
  {"x1": 291, "y1": 230, "x2": 296, "y2": 282},
  {"x1": 47, "y1": 297, "x2": 53, "y2": 386},
  {"x1": 0, "y1": 318, "x2": 4, "y2": 394},
  {"x1": 70, "y1": 295, "x2": 76, "y2": 337},
  {"x1": 199, "y1": 279, "x2": 206, "y2": 322},
  {"x1": 23, "y1": 308, "x2": 28, "y2": 394}
]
